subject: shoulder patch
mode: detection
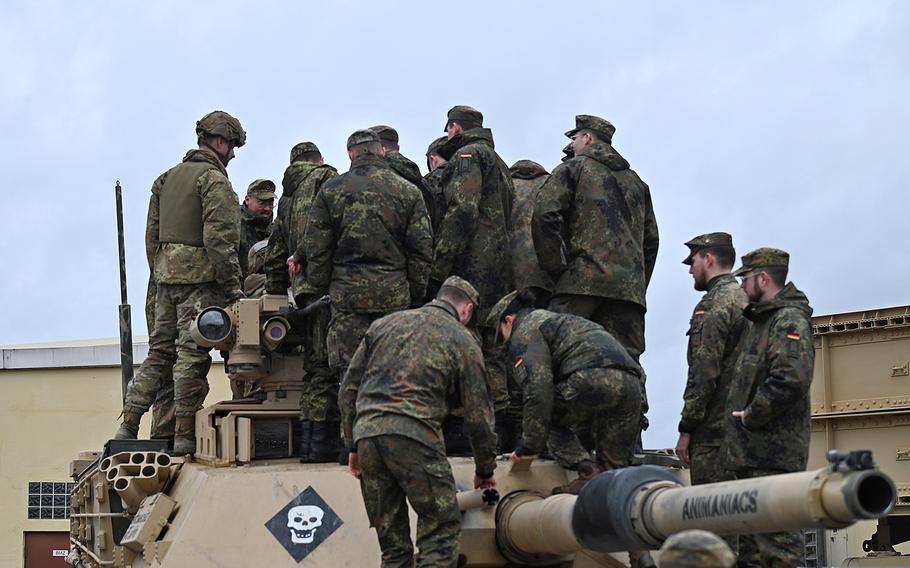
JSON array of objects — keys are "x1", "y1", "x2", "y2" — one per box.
[
  {"x1": 694, "y1": 309, "x2": 706, "y2": 316},
  {"x1": 786, "y1": 333, "x2": 801, "y2": 340},
  {"x1": 514, "y1": 357, "x2": 523, "y2": 368},
  {"x1": 459, "y1": 154, "x2": 473, "y2": 173}
]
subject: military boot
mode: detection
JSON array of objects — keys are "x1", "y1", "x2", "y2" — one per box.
[
  {"x1": 114, "y1": 412, "x2": 142, "y2": 440},
  {"x1": 298, "y1": 420, "x2": 313, "y2": 463},
  {"x1": 301, "y1": 421, "x2": 340, "y2": 463},
  {"x1": 171, "y1": 416, "x2": 196, "y2": 456},
  {"x1": 552, "y1": 460, "x2": 602, "y2": 495}
]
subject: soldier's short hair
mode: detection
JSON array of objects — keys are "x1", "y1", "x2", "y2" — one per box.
[
  {"x1": 449, "y1": 119, "x2": 482, "y2": 132},
  {"x1": 759, "y1": 265, "x2": 788, "y2": 287},
  {"x1": 349, "y1": 141, "x2": 383, "y2": 157},
  {"x1": 437, "y1": 286, "x2": 473, "y2": 307},
  {"x1": 698, "y1": 245, "x2": 736, "y2": 269},
  {"x1": 298, "y1": 151, "x2": 322, "y2": 163}
]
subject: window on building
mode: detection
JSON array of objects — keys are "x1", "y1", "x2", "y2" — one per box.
[{"x1": 27, "y1": 482, "x2": 73, "y2": 520}]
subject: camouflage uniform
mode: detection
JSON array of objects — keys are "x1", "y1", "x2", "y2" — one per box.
[
  {"x1": 144, "y1": 275, "x2": 175, "y2": 439},
  {"x1": 238, "y1": 179, "x2": 274, "y2": 277},
  {"x1": 122, "y1": 147, "x2": 242, "y2": 422},
  {"x1": 305, "y1": 134, "x2": 433, "y2": 422},
  {"x1": 490, "y1": 300, "x2": 642, "y2": 471},
  {"x1": 434, "y1": 108, "x2": 514, "y2": 412},
  {"x1": 265, "y1": 147, "x2": 338, "y2": 421},
  {"x1": 533, "y1": 115, "x2": 658, "y2": 430},
  {"x1": 726, "y1": 249, "x2": 814, "y2": 568},
  {"x1": 242, "y1": 239, "x2": 269, "y2": 298},
  {"x1": 422, "y1": 136, "x2": 450, "y2": 233},
  {"x1": 508, "y1": 160, "x2": 553, "y2": 295},
  {"x1": 340, "y1": 292, "x2": 497, "y2": 568},
  {"x1": 679, "y1": 234, "x2": 748, "y2": 485},
  {"x1": 658, "y1": 530, "x2": 736, "y2": 568}
]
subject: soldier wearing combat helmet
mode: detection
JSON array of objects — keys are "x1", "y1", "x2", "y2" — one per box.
[
  {"x1": 114, "y1": 110, "x2": 245, "y2": 455},
  {"x1": 675, "y1": 233, "x2": 748, "y2": 487},
  {"x1": 727, "y1": 247, "x2": 815, "y2": 566}
]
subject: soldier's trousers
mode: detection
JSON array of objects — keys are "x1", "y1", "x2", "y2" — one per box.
[
  {"x1": 145, "y1": 276, "x2": 175, "y2": 438},
  {"x1": 548, "y1": 294, "x2": 649, "y2": 437},
  {"x1": 690, "y1": 444, "x2": 737, "y2": 550},
  {"x1": 735, "y1": 468, "x2": 804, "y2": 568},
  {"x1": 325, "y1": 308, "x2": 388, "y2": 420},
  {"x1": 123, "y1": 282, "x2": 224, "y2": 419},
  {"x1": 547, "y1": 367, "x2": 641, "y2": 470},
  {"x1": 296, "y1": 293, "x2": 333, "y2": 421},
  {"x1": 357, "y1": 435, "x2": 461, "y2": 568}
]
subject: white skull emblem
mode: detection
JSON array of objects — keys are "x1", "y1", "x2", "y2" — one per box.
[{"x1": 287, "y1": 505, "x2": 324, "y2": 544}]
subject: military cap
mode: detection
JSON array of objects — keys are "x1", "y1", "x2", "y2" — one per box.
[
  {"x1": 564, "y1": 114, "x2": 616, "y2": 143},
  {"x1": 658, "y1": 530, "x2": 735, "y2": 568},
  {"x1": 486, "y1": 290, "x2": 519, "y2": 330},
  {"x1": 369, "y1": 125, "x2": 399, "y2": 144},
  {"x1": 196, "y1": 110, "x2": 246, "y2": 147},
  {"x1": 439, "y1": 276, "x2": 480, "y2": 307},
  {"x1": 246, "y1": 179, "x2": 276, "y2": 200},
  {"x1": 290, "y1": 141, "x2": 320, "y2": 164},
  {"x1": 732, "y1": 247, "x2": 790, "y2": 277},
  {"x1": 346, "y1": 129, "x2": 380, "y2": 149},
  {"x1": 444, "y1": 105, "x2": 484, "y2": 131},
  {"x1": 682, "y1": 232, "x2": 734, "y2": 265},
  {"x1": 426, "y1": 136, "x2": 448, "y2": 157}
]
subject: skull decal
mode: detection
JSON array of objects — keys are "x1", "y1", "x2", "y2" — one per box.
[{"x1": 287, "y1": 505, "x2": 324, "y2": 544}]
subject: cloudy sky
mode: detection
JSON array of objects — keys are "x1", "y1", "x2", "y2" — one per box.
[{"x1": 2, "y1": 1, "x2": 907, "y2": 447}]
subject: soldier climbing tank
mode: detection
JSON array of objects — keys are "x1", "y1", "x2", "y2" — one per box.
[{"x1": 64, "y1": 294, "x2": 897, "y2": 567}]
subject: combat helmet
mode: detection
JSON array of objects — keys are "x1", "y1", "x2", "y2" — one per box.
[{"x1": 196, "y1": 110, "x2": 246, "y2": 147}]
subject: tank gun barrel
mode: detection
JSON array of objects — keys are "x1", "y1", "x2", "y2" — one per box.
[{"x1": 496, "y1": 451, "x2": 895, "y2": 564}]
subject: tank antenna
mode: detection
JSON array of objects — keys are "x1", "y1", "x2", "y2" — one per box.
[{"x1": 115, "y1": 180, "x2": 134, "y2": 401}]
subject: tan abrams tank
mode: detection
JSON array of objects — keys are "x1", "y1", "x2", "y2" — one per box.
[{"x1": 66, "y1": 295, "x2": 898, "y2": 567}]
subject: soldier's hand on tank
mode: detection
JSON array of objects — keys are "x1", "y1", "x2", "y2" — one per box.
[
  {"x1": 474, "y1": 474, "x2": 496, "y2": 490},
  {"x1": 287, "y1": 256, "x2": 301, "y2": 275},
  {"x1": 675, "y1": 432, "x2": 691, "y2": 465},
  {"x1": 348, "y1": 452, "x2": 361, "y2": 479}
]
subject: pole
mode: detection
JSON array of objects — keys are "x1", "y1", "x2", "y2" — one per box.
[{"x1": 115, "y1": 181, "x2": 134, "y2": 401}]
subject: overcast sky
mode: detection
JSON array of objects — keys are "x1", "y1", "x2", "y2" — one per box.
[{"x1": 2, "y1": 1, "x2": 907, "y2": 447}]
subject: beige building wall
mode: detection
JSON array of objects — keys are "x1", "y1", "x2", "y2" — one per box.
[{"x1": 0, "y1": 338, "x2": 231, "y2": 568}]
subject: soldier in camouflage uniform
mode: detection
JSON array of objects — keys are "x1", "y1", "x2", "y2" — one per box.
[
  {"x1": 422, "y1": 136, "x2": 449, "y2": 234},
  {"x1": 265, "y1": 141, "x2": 339, "y2": 461},
  {"x1": 675, "y1": 233, "x2": 748, "y2": 487},
  {"x1": 115, "y1": 111, "x2": 245, "y2": 455},
  {"x1": 487, "y1": 289, "x2": 642, "y2": 495},
  {"x1": 340, "y1": 276, "x2": 497, "y2": 568},
  {"x1": 369, "y1": 125, "x2": 436, "y2": 221},
  {"x1": 239, "y1": 179, "x2": 274, "y2": 277},
  {"x1": 305, "y1": 129, "x2": 433, "y2": 461},
  {"x1": 508, "y1": 160, "x2": 553, "y2": 297},
  {"x1": 434, "y1": 105, "x2": 515, "y2": 445},
  {"x1": 727, "y1": 248, "x2": 815, "y2": 567},
  {"x1": 658, "y1": 530, "x2": 735, "y2": 568},
  {"x1": 533, "y1": 114, "x2": 658, "y2": 441},
  {"x1": 242, "y1": 239, "x2": 269, "y2": 298}
]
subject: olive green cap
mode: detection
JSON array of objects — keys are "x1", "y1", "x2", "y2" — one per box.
[
  {"x1": 246, "y1": 179, "x2": 276, "y2": 200},
  {"x1": 444, "y1": 105, "x2": 484, "y2": 131},
  {"x1": 426, "y1": 136, "x2": 448, "y2": 157},
  {"x1": 196, "y1": 110, "x2": 246, "y2": 147},
  {"x1": 347, "y1": 129, "x2": 380, "y2": 149},
  {"x1": 732, "y1": 247, "x2": 790, "y2": 277},
  {"x1": 564, "y1": 114, "x2": 615, "y2": 143},
  {"x1": 290, "y1": 141, "x2": 320, "y2": 164},
  {"x1": 439, "y1": 276, "x2": 480, "y2": 307},
  {"x1": 486, "y1": 290, "x2": 519, "y2": 329},
  {"x1": 658, "y1": 530, "x2": 735, "y2": 568},
  {"x1": 682, "y1": 232, "x2": 734, "y2": 265},
  {"x1": 369, "y1": 125, "x2": 399, "y2": 144}
]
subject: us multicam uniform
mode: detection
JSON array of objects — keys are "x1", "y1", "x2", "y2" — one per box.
[
  {"x1": 340, "y1": 300, "x2": 497, "y2": 568},
  {"x1": 725, "y1": 283, "x2": 814, "y2": 567},
  {"x1": 532, "y1": 140, "x2": 658, "y2": 427},
  {"x1": 238, "y1": 204, "x2": 271, "y2": 278},
  {"x1": 508, "y1": 160, "x2": 553, "y2": 295},
  {"x1": 144, "y1": 275, "x2": 174, "y2": 439},
  {"x1": 505, "y1": 309, "x2": 642, "y2": 470},
  {"x1": 305, "y1": 152, "x2": 433, "y2": 419},
  {"x1": 680, "y1": 274, "x2": 748, "y2": 485},
  {"x1": 434, "y1": 128, "x2": 514, "y2": 411},
  {"x1": 265, "y1": 160, "x2": 338, "y2": 420},
  {"x1": 123, "y1": 148, "x2": 241, "y2": 419}
]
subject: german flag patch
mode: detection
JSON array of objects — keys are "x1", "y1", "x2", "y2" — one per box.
[
  {"x1": 694, "y1": 309, "x2": 705, "y2": 316},
  {"x1": 459, "y1": 153, "x2": 473, "y2": 173},
  {"x1": 460, "y1": 153, "x2": 473, "y2": 158},
  {"x1": 787, "y1": 333, "x2": 801, "y2": 340},
  {"x1": 514, "y1": 357, "x2": 523, "y2": 368}
]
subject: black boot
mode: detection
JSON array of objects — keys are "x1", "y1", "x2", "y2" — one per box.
[
  {"x1": 298, "y1": 420, "x2": 313, "y2": 463},
  {"x1": 301, "y1": 421, "x2": 340, "y2": 463}
]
